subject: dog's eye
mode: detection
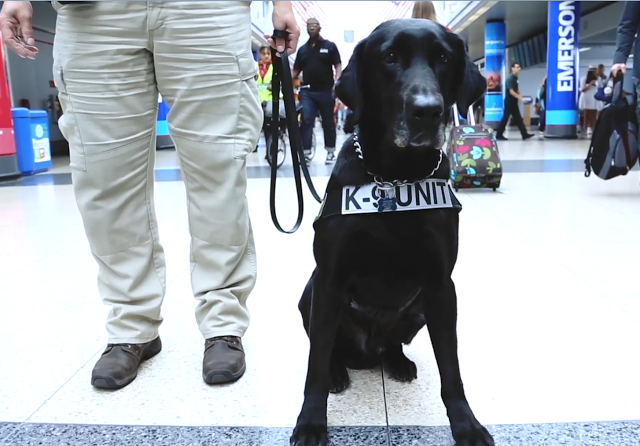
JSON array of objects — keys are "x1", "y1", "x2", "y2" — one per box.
[
  {"x1": 439, "y1": 54, "x2": 449, "y2": 64},
  {"x1": 384, "y1": 52, "x2": 398, "y2": 64}
]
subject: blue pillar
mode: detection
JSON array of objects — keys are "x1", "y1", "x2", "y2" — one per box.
[
  {"x1": 484, "y1": 21, "x2": 506, "y2": 127},
  {"x1": 546, "y1": 1, "x2": 580, "y2": 139}
]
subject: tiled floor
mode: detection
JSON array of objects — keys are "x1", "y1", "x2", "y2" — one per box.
[{"x1": 1, "y1": 127, "x2": 640, "y2": 445}]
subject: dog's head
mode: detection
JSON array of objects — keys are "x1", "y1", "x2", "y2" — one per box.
[{"x1": 335, "y1": 19, "x2": 486, "y2": 177}]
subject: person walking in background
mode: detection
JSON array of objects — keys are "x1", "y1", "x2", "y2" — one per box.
[
  {"x1": 536, "y1": 76, "x2": 547, "y2": 138},
  {"x1": 579, "y1": 68, "x2": 599, "y2": 139},
  {"x1": 595, "y1": 64, "x2": 608, "y2": 118},
  {"x1": 256, "y1": 45, "x2": 274, "y2": 107},
  {"x1": 495, "y1": 62, "x2": 534, "y2": 141},
  {"x1": 411, "y1": 1, "x2": 440, "y2": 23},
  {"x1": 0, "y1": 0, "x2": 299, "y2": 390},
  {"x1": 293, "y1": 18, "x2": 342, "y2": 165},
  {"x1": 254, "y1": 45, "x2": 273, "y2": 154}
]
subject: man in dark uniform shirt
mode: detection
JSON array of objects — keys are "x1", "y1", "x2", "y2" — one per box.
[
  {"x1": 293, "y1": 18, "x2": 342, "y2": 164},
  {"x1": 495, "y1": 62, "x2": 534, "y2": 141}
]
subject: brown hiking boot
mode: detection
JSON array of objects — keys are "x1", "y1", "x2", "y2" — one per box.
[
  {"x1": 91, "y1": 337, "x2": 162, "y2": 390},
  {"x1": 202, "y1": 336, "x2": 246, "y2": 385}
]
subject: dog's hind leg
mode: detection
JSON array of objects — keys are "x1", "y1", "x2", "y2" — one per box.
[
  {"x1": 381, "y1": 344, "x2": 417, "y2": 383},
  {"x1": 422, "y1": 280, "x2": 495, "y2": 446}
]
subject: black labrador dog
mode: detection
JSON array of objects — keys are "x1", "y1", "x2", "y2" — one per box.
[{"x1": 290, "y1": 19, "x2": 492, "y2": 446}]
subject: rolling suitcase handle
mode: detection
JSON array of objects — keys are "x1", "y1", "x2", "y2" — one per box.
[
  {"x1": 452, "y1": 103, "x2": 476, "y2": 127},
  {"x1": 269, "y1": 29, "x2": 323, "y2": 234}
]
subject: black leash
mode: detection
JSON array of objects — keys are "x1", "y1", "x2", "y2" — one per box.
[{"x1": 269, "y1": 29, "x2": 322, "y2": 234}]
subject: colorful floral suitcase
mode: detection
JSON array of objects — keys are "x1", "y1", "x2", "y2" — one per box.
[{"x1": 447, "y1": 104, "x2": 502, "y2": 192}]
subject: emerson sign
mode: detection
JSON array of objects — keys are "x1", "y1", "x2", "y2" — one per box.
[
  {"x1": 546, "y1": 1, "x2": 581, "y2": 137},
  {"x1": 556, "y1": 2, "x2": 577, "y2": 92}
]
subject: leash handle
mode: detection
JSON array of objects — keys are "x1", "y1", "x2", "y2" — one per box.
[{"x1": 269, "y1": 29, "x2": 322, "y2": 234}]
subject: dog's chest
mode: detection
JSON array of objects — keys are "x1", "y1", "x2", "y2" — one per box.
[{"x1": 347, "y1": 272, "x2": 423, "y2": 318}]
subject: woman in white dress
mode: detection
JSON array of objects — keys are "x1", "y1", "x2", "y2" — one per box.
[{"x1": 579, "y1": 68, "x2": 599, "y2": 138}]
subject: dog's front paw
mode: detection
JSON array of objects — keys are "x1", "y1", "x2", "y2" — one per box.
[
  {"x1": 329, "y1": 361, "x2": 350, "y2": 394},
  {"x1": 290, "y1": 423, "x2": 329, "y2": 446},
  {"x1": 383, "y1": 350, "x2": 418, "y2": 383},
  {"x1": 451, "y1": 416, "x2": 495, "y2": 446}
]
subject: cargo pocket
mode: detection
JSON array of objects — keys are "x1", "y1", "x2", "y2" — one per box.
[
  {"x1": 233, "y1": 50, "x2": 262, "y2": 160},
  {"x1": 53, "y1": 64, "x2": 87, "y2": 172}
]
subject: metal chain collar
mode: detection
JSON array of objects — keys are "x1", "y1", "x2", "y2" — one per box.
[{"x1": 352, "y1": 131, "x2": 444, "y2": 196}]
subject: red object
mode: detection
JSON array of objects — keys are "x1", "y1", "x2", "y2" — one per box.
[
  {"x1": 0, "y1": 34, "x2": 17, "y2": 157},
  {"x1": 49, "y1": 80, "x2": 55, "y2": 88},
  {"x1": 258, "y1": 61, "x2": 271, "y2": 80}
]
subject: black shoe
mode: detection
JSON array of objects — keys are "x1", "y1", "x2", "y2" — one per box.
[
  {"x1": 203, "y1": 336, "x2": 246, "y2": 385},
  {"x1": 91, "y1": 337, "x2": 162, "y2": 390},
  {"x1": 523, "y1": 133, "x2": 535, "y2": 140},
  {"x1": 325, "y1": 152, "x2": 336, "y2": 164},
  {"x1": 496, "y1": 135, "x2": 508, "y2": 141}
]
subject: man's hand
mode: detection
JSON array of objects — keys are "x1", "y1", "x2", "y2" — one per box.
[
  {"x1": 265, "y1": 1, "x2": 299, "y2": 56},
  {"x1": 0, "y1": 1, "x2": 38, "y2": 59},
  {"x1": 611, "y1": 63, "x2": 626, "y2": 75}
]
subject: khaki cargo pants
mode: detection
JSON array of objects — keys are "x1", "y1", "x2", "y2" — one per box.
[{"x1": 52, "y1": 1, "x2": 261, "y2": 343}]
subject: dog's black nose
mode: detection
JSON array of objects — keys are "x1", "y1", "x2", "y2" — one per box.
[{"x1": 409, "y1": 94, "x2": 444, "y2": 122}]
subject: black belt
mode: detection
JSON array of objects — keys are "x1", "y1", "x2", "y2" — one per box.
[{"x1": 269, "y1": 30, "x2": 322, "y2": 234}]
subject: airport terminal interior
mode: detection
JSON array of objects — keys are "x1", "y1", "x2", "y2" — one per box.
[{"x1": 1, "y1": 1, "x2": 640, "y2": 446}]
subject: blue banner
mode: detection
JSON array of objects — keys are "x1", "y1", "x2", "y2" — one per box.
[
  {"x1": 546, "y1": 1, "x2": 580, "y2": 129},
  {"x1": 484, "y1": 21, "x2": 506, "y2": 123}
]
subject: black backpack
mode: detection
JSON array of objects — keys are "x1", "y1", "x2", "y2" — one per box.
[{"x1": 585, "y1": 72, "x2": 639, "y2": 180}]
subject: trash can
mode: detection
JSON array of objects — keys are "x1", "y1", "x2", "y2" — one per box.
[
  {"x1": 12, "y1": 108, "x2": 52, "y2": 176},
  {"x1": 156, "y1": 94, "x2": 174, "y2": 150}
]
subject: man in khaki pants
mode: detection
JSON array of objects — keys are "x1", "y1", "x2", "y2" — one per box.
[{"x1": 0, "y1": 1, "x2": 299, "y2": 389}]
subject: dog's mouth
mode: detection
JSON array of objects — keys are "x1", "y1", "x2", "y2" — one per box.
[{"x1": 393, "y1": 121, "x2": 445, "y2": 150}]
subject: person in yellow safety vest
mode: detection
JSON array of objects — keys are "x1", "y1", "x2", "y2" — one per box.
[
  {"x1": 255, "y1": 44, "x2": 284, "y2": 104},
  {"x1": 256, "y1": 45, "x2": 273, "y2": 104}
]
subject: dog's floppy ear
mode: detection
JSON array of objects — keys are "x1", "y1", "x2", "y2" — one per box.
[
  {"x1": 335, "y1": 38, "x2": 366, "y2": 120},
  {"x1": 450, "y1": 34, "x2": 486, "y2": 115}
]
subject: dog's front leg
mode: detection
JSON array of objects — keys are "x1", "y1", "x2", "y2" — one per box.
[
  {"x1": 423, "y1": 278, "x2": 495, "y2": 446},
  {"x1": 291, "y1": 275, "x2": 342, "y2": 446}
]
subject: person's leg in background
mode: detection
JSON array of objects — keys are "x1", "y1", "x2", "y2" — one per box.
[
  {"x1": 337, "y1": 109, "x2": 345, "y2": 129},
  {"x1": 299, "y1": 88, "x2": 318, "y2": 162},
  {"x1": 583, "y1": 109, "x2": 592, "y2": 138},
  {"x1": 495, "y1": 101, "x2": 513, "y2": 140},
  {"x1": 509, "y1": 102, "x2": 533, "y2": 139},
  {"x1": 53, "y1": 1, "x2": 165, "y2": 390},
  {"x1": 538, "y1": 108, "x2": 546, "y2": 137},
  {"x1": 153, "y1": 1, "x2": 261, "y2": 385},
  {"x1": 316, "y1": 90, "x2": 338, "y2": 164}
]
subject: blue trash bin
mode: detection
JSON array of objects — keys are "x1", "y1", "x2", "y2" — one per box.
[
  {"x1": 156, "y1": 95, "x2": 173, "y2": 149},
  {"x1": 12, "y1": 108, "x2": 52, "y2": 176}
]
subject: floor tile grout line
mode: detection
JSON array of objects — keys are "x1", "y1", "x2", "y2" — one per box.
[
  {"x1": 380, "y1": 367, "x2": 392, "y2": 446},
  {"x1": 0, "y1": 344, "x2": 107, "y2": 445},
  {"x1": 460, "y1": 191, "x2": 640, "y2": 324}
]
